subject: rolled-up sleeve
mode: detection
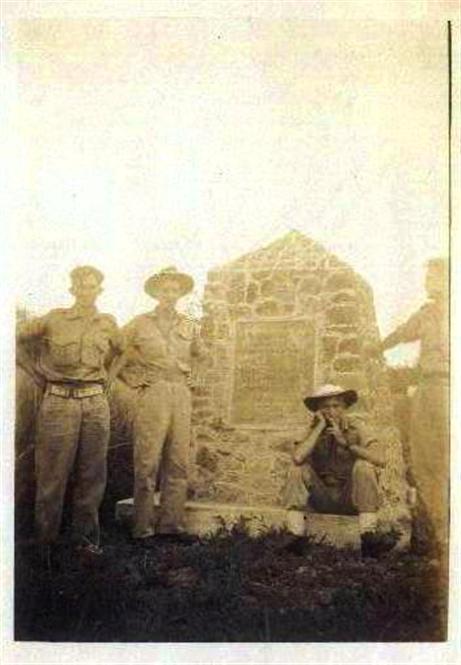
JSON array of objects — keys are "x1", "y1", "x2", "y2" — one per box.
[
  {"x1": 346, "y1": 415, "x2": 384, "y2": 465},
  {"x1": 355, "y1": 422, "x2": 385, "y2": 467}
]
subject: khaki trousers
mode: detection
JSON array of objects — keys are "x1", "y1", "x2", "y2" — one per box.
[
  {"x1": 35, "y1": 392, "x2": 110, "y2": 545},
  {"x1": 132, "y1": 380, "x2": 192, "y2": 538},
  {"x1": 410, "y1": 376, "x2": 449, "y2": 550},
  {"x1": 283, "y1": 460, "x2": 380, "y2": 515}
]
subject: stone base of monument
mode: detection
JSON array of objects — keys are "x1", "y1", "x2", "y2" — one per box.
[{"x1": 115, "y1": 497, "x2": 365, "y2": 549}]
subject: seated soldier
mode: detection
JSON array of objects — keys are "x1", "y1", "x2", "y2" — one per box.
[{"x1": 283, "y1": 384, "x2": 396, "y2": 556}]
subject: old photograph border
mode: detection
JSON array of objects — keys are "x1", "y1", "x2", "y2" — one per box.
[{"x1": 1, "y1": 1, "x2": 461, "y2": 663}]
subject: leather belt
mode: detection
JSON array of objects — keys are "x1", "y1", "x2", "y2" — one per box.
[{"x1": 46, "y1": 384, "x2": 105, "y2": 399}]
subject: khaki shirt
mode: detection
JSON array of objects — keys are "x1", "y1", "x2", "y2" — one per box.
[
  {"x1": 119, "y1": 308, "x2": 203, "y2": 388},
  {"x1": 384, "y1": 300, "x2": 448, "y2": 376},
  {"x1": 17, "y1": 306, "x2": 124, "y2": 384},
  {"x1": 307, "y1": 416, "x2": 380, "y2": 484}
]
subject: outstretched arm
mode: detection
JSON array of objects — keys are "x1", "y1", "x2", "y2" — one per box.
[{"x1": 381, "y1": 307, "x2": 423, "y2": 351}]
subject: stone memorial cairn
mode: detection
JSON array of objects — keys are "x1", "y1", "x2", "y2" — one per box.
[
  {"x1": 187, "y1": 231, "x2": 410, "y2": 545},
  {"x1": 117, "y1": 231, "x2": 410, "y2": 546}
]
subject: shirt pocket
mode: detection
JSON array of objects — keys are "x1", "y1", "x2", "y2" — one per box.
[
  {"x1": 81, "y1": 333, "x2": 111, "y2": 367},
  {"x1": 47, "y1": 335, "x2": 80, "y2": 368}
]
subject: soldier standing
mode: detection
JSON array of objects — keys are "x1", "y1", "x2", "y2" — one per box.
[
  {"x1": 118, "y1": 267, "x2": 202, "y2": 544},
  {"x1": 382, "y1": 257, "x2": 449, "y2": 553},
  {"x1": 17, "y1": 266, "x2": 125, "y2": 556}
]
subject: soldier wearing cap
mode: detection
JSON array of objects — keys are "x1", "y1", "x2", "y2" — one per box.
[
  {"x1": 117, "y1": 267, "x2": 203, "y2": 543},
  {"x1": 381, "y1": 257, "x2": 449, "y2": 553},
  {"x1": 17, "y1": 266, "x2": 125, "y2": 555},
  {"x1": 283, "y1": 384, "x2": 391, "y2": 556}
]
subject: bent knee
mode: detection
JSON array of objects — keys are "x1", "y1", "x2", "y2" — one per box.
[
  {"x1": 290, "y1": 463, "x2": 312, "y2": 482},
  {"x1": 352, "y1": 460, "x2": 376, "y2": 478}
]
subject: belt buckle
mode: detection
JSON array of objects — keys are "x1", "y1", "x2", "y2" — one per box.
[
  {"x1": 48, "y1": 383, "x2": 103, "y2": 399},
  {"x1": 49, "y1": 384, "x2": 69, "y2": 398}
]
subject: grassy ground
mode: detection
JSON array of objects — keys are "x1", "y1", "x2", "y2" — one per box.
[
  {"x1": 15, "y1": 518, "x2": 446, "y2": 643},
  {"x1": 14, "y1": 367, "x2": 446, "y2": 642}
]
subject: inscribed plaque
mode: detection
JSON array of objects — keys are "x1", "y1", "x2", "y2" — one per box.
[{"x1": 231, "y1": 319, "x2": 316, "y2": 426}]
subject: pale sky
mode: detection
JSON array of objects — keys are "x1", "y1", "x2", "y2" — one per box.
[{"x1": 5, "y1": 18, "x2": 450, "y2": 366}]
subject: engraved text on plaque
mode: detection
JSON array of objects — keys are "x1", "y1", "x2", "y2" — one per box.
[{"x1": 231, "y1": 319, "x2": 316, "y2": 426}]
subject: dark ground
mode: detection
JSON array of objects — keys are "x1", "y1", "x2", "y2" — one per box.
[
  {"x1": 14, "y1": 365, "x2": 447, "y2": 642},
  {"x1": 15, "y1": 515, "x2": 447, "y2": 643}
]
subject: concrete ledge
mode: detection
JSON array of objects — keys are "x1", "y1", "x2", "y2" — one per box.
[{"x1": 115, "y1": 497, "x2": 362, "y2": 549}]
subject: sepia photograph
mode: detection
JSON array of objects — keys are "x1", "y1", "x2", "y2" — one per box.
[{"x1": 1, "y1": 1, "x2": 459, "y2": 663}]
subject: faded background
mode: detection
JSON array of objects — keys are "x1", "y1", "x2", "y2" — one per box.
[
  {"x1": 4, "y1": 16, "x2": 450, "y2": 366},
  {"x1": 1, "y1": 1, "x2": 459, "y2": 664}
]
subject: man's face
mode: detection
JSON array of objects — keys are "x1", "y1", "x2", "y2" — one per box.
[
  {"x1": 71, "y1": 275, "x2": 102, "y2": 307},
  {"x1": 156, "y1": 279, "x2": 182, "y2": 308},
  {"x1": 318, "y1": 396, "x2": 346, "y2": 423},
  {"x1": 425, "y1": 266, "x2": 445, "y2": 300}
]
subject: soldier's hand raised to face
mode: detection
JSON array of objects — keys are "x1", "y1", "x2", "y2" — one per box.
[
  {"x1": 312, "y1": 411, "x2": 327, "y2": 429},
  {"x1": 325, "y1": 421, "x2": 349, "y2": 447}
]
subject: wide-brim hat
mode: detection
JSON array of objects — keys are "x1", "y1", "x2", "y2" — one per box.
[
  {"x1": 303, "y1": 384, "x2": 358, "y2": 412},
  {"x1": 144, "y1": 266, "x2": 194, "y2": 298}
]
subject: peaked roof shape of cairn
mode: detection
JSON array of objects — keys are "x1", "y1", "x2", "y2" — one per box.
[{"x1": 218, "y1": 230, "x2": 368, "y2": 287}]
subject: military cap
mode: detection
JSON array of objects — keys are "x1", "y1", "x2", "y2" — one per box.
[{"x1": 70, "y1": 265, "x2": 105, "y2": 286}]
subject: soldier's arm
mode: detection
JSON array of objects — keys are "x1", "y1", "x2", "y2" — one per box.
[
  {"x1": 16, "y1": 346, "x2": 45, "y2": 389},
  {"x1": 106, "y1": 353, "x2": 129, "y2": 390},
  {"x1": 16, "y1": 316, "x2": 47, "y2": 342},
  {"x1": 292, "y1": 414, "x2": 326, "y2": 466},
  {"x1": 105, "y1": 319, "x2": 134, "y2": 387},
  {"x1": 381, "y1": 307, "x2": 424, "y2": 351},
  {"x1": 16, "y1": 316, "x2": 47, "y2": 388},
  {"x1": 348, "y1": 423, "x2": 386, "y2": 468},
  {"x1": 106, "y1": 317, "x2": 126, "y2": 388}
]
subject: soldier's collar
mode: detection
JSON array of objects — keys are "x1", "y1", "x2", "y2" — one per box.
[
  {"x1": 149, "y1": 306, "x2": 180, "y2": 321},
  {"x1": 68, "y1": 304, "x2": 99, "y2": 319}
]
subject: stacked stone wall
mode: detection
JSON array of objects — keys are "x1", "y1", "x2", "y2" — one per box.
[{"x1": 190, "y1": 232, "x2": 409, "y2": 527}]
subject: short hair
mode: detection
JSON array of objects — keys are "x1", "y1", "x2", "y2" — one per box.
[{"x1": 70, "y1": 265, "x2": 104, "y2": 286}]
